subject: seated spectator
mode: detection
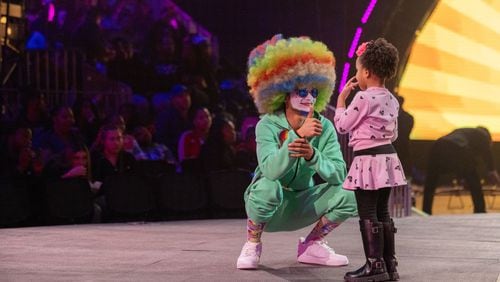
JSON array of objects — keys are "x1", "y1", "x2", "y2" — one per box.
[
  {"x1": 90, "y1": 124, "x2": 136, "y2": 219},
  {"x1": 107, "y1": 38, "x2": 147, "y2": 94},
  {"x1": 155, "y1": 84, "x2": 192, "y2": 156},
  {"x1": 178, "y1": 107, "x2": 212, "y2": 162},
  {"x1": 73, "y1": 98, "x2": 102, "y2": 146},
  {"x1": 235, "y1": 125, "x2": 257, "y2": 171},
  {"x1": 16, "y1": 88, "x2": 50, "y2": 132},
  {"x1": 118, "y1": 102, "x2": 140, "y2": 132},
  {"x1": 199, "y1": 116, "x2": 238, "y2": 173},
  {"x1": 1, "y1": 127, "x2": 43, "y2": 178},
  {"x1": 33, "y1": 106, "x2": 85, "y2": 165},
  {"x1": 238, "y1": 103, "x2": 259, "y2": 142},
  {"x1": 71, "y1": 7, "x2": 106, "y2": 64},
  {"x1": 181, "y1": 74, "x2": 210, "y2": 109},
  {"x1": 43, "y1": 142, "x2": 95, "y2": 224},
  {"x1": 106, "y1": 113, "x2": 140, "y2": 154},
  {"x1": 43, "y1": 143, "x2": 91, "y2": 182},
  {"x1": 90, "y1": 124, "x2": 136, "y2": 185},
  {"x1": 1, "y1": 126, "x2": 45, "y2": 225},
  {"x1": 151, "y1": 91, "x2": 170, "y2": 114},
  {"x1": 132, "y1": 126, "x2": 176, "y2": 165},
  {"x1": 142, "y1": 24, "x2": 180, "y2": 92},
  {"x1": 180, "y1": 34, "x2": 219, "y2": 107}
]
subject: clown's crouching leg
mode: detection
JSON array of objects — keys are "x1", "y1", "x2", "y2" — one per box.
[
  {"x1": 237, "y1": 178, "x2": 357, "y2": 269},
  {"x1": 236, "y1": 177, "x2": 282, "y2": 269},
  {"x1": 297, "y1": 183, "x2": 357, "y2": 266}
]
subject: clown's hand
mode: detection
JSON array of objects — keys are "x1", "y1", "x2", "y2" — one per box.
[
  {"x1": 297, "y1": 106, "x2": 322, "y2": 138},
  {"x1": 288, "y1": 138, "x2": 314, "y2": 160}
]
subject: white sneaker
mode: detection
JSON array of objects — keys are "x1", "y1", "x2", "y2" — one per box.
[
  {"x1": 236, "y1": 241, "x2": 262, "y2": 269},
  {"x1": 297, "y1": 237, "x2": 349, "y2": 266}
]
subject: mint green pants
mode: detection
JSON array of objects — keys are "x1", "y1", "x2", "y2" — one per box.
[{"x1": 244, "y1": 177, "x2": 357, "y2": 232}]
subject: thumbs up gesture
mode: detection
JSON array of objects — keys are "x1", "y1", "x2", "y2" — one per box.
[{"x1": 296, "y1": 106, "x2": 322, "y2": 138}]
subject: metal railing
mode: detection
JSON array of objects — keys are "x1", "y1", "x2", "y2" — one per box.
[{"x1": 3, "y1": 48, "x2": 131, "y2": 114}]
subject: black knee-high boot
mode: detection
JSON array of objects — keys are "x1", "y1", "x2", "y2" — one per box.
[
  {"x1": 382, "y1": 219, "x2": 399, "y2": 281},
  {"x1": 344, "y1": 220, "x2": 389, "y2": 282}
]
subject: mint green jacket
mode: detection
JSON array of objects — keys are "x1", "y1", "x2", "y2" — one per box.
[{"x1": 251, "y1": 111, "x2": 347, "y2": 190}]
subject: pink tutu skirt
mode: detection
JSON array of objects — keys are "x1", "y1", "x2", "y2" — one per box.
[{"x1": 343, "y1": 153, "x2": 407, "y2": 190}]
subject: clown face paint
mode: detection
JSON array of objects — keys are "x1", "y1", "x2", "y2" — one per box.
[{"x1": 289, "y1": 89, "x2": 317, "y2": 113}]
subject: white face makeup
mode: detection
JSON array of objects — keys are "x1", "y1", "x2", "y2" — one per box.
[{"x1": 289, "y1": 89, "x2": 317, "y2": 113}]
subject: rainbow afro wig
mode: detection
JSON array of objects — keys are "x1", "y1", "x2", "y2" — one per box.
[{"x1": 247, "y1": 34, "x2": 336, "y2": 114}]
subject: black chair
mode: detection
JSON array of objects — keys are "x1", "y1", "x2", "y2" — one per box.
[
  {"x1": 0, "y1": 177, "x2": 31, "y2": 227},
  {"x1": 135, "y1": 160, "x2": 176, "y2": 190},
  {"x1": 134, "y1": 160, "x2": 176, "y2": 180},
  {"x1": 45, "y1": 178, "x2": 94, "y2": 224},
  {"x1": 101, "y1": 174, "x2": 155, "y2": 222},
  {"x1": 207, "y1": 169, "x2": 253, "y2": 218},
  {"x1": 157, "y1": 171, "x2": 209, "y2": 220}
]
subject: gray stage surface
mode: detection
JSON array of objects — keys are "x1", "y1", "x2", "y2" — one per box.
[{"x1": 1, "y1": 214, "x2": 499, "y2": 281}]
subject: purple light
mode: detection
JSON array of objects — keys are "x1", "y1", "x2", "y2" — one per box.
[
  {"x1": 170, "y1": 19, "x2": 178, "y2": 30},
  {"x1": 348, "y1": 28, "x2": 363, "y2": 58},
  {"x1": 48, "y1": 3, "x2": 55, "y2": 22},
  {"x1": 339, "y1": 63, "x2": 351, "y2": 92},
  {"x1": 361, "y1": 0, "x2": 377, "y2": 24}
]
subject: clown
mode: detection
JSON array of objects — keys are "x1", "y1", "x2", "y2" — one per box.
[{"x1": 237, "y1": 34, "x2": 357, "y2": 269}]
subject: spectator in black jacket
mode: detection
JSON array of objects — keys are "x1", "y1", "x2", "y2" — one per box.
[{"x1": 423, "y1": 127, "x2": 500, "y2": 214}]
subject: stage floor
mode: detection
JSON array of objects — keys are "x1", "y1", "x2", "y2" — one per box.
[{"x1": 1, "y1": 214, "x2": 499, "y2": 281}]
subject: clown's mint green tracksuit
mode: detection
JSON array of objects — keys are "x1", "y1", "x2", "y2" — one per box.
[{"x1": 245, "y1": 111, "x2": 357, "y2": 232}]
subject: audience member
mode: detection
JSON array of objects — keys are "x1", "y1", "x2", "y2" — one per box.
[
  {"x1": 1, "y1": 127, "x2": 43, "y2": 178},
  {"x1": 178, "y1": 107, "x2": 212, "y2": 162},
  {"x1": 107, "y1": 38, "x2": 147, "y2": 94},
  {"x1": 180, "y1": 34, "x2": 219, "y2": 108},
  {"x1": 17, "y1": 89, "x2": 50, "y2": 132},
  {"x1": 43, "y1": 143, "x2": 91, "y2": 182},
  {"x1": 105, "y1": 114, "x2": 140, "y2": 154},
  {"x1": 142, "y1": 24, "x2": 180, "y2": 92},
  {"x1": 132, "y1": 126, "x2": 176, "y2": 165},
  {"x1": 71, "y1": 7, "x2": 106, "y2": 63},
  {"x1": 155, "y1": 84, "x2": 192, "y2": 156},
  {"x1": 33, "y1": 106, "x2": 85, "y2": 165},
  {"x1": 235, "y1": 125, "x2": 257, "y2": 171},
  {"x1": 73, "y1": 98, "x2": 102, "y2": 146},
  {"x1": 1, "y1": 126, "x2": 45, "y2": 225},
  {"x1": 90, "y1": 124, "x2": 136, "y2": 185},
  {"x1": 199, "y1": 115, "x2": 238, "y2": 173}
]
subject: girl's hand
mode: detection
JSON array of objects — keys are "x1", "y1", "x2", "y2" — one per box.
[
  {"x1": 288, "y1": 138, "x2": 314, "y2": 160},
  {"x1": 338, "y1": 77, "x2": 359, "y2": 106}
]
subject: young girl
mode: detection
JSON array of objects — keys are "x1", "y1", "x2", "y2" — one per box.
[{"x1": 334, "y1": 38, "x2": 406, "y2": 282}]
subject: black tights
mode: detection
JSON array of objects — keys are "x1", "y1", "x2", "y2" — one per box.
[{"x1": 355, "y1": 188, "x2": 391, "y2": 222}]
